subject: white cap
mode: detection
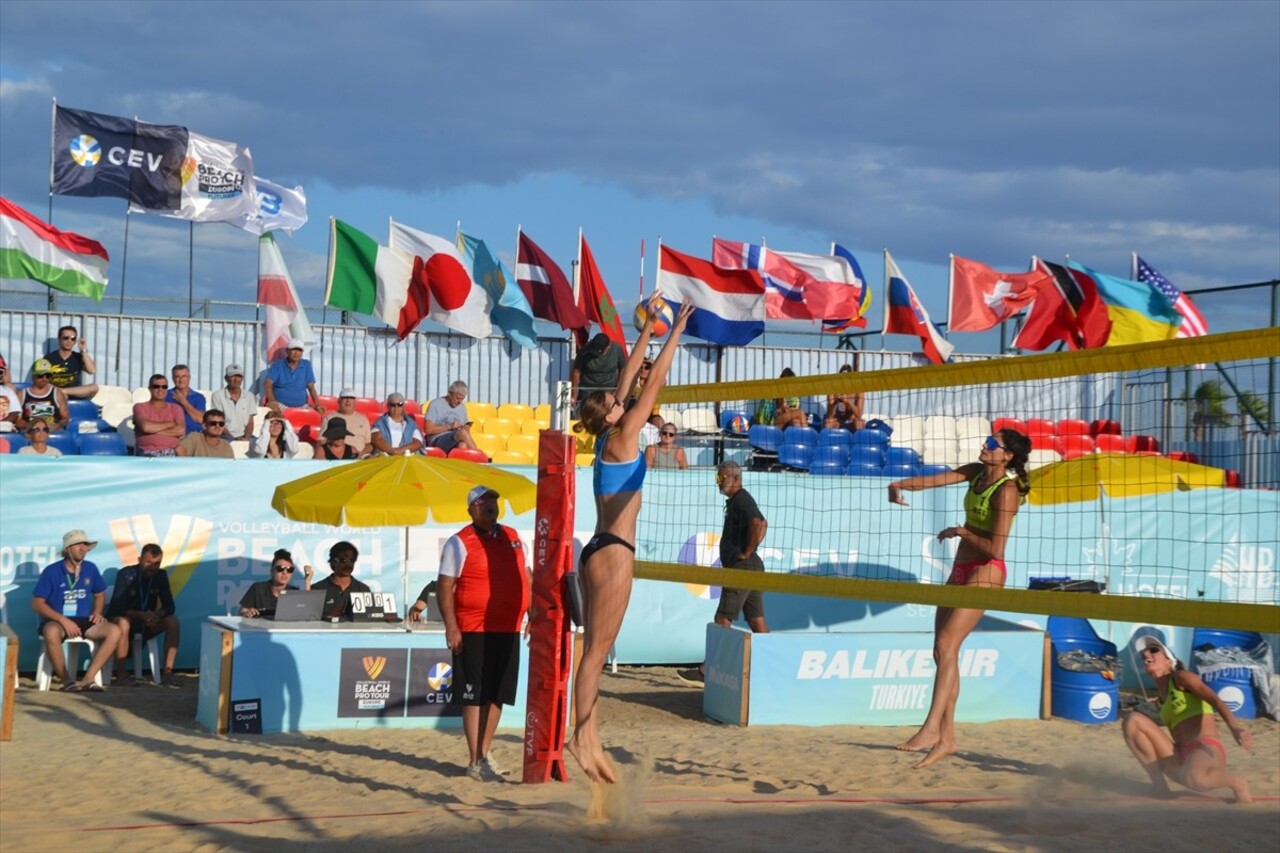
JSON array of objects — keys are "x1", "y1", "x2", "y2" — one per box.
[
  {"x1": 287, "y1": 338, "x2": 305, "y2": 351},
  {"x1": 339, "y1": 388, "x2": 357, "y2": 398},
  {"x1": 61, "y1": 529, "x2": 98, "y2": 553},
  {"x1": 468, "y1": 485, "x2": 499, "y2": 505},
  {"x1": 1132, "y1": 633, "x2": 1180, "y2": 668},
  {"x1": 224, "y1": 363, "x2": 245, "y2": 378}
]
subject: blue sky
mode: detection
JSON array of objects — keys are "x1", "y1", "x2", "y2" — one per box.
[{"x1": 1, "y1": 0, "x2": 1277, "y2": 353}]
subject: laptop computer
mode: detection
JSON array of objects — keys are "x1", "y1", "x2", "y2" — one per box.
[{"x1": 273, "y1": 589, "x2": 327, "y2": 622}]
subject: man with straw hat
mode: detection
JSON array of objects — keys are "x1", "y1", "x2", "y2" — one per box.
[{"x1": 30, "y1": 530, "x2": 121, "y2": 691}]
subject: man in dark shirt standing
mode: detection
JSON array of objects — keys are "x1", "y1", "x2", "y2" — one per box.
[
  {"x1": 107, "y1": 543, "x2": 181, "y2": 686},
  {"x1": 570, "y1": 332, "x2": 625, "y2": 406},
  {"x1": 714, "y1": 461, "x2": 769, "y2": 634},
  {"x1": 313, "y1": 540, "x2": 372, "y2": 620}
]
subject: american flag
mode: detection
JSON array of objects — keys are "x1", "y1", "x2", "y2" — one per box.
[{"x1": 1135, "y1": 255, "x2": 1208, "y2": 338}]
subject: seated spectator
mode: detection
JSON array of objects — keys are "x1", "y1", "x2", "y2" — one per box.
[
  {"x1": 313, "y1": 541, "x2": 374, "y2": 621},
  {"x1": 238, "y1": 548, "x2": 314, "y2": 618},
  {"x1": 0, "y1": 354, "x2": 20, "y2": 430},
  {"x1": 18, "y1": 416, "x2": 62, "y2": 457},
  {"x1": 132, "y1": 373, "x2": 186, "y2": 458},
  {"x1": 423, "y1": 380, "x2": 479, "y2": 454},
  {"x1": 645, "y1": 421, "x2": 688, "y2": 469},
  {"x1": 824, "y1": 364, "x2": 865, "y2": 431},
  {"x1": 263, "y1": 339, "x2": 323, "y2": 415},
  {"x1": 18, "y1": 358, "x2": 70, "y2": 432},
  {"x1": 249, "y1": 413, "x2": 299, "y2": 459},
  {"x1": 370, "y1": 392, "x2": 423, "y2": 456},
  {"x1": 106, "y1": 543, "x2": 180, "y2": 687},
  {"x1": 755, "y1": 367, "x2": 809, "y2": 429},
  {"x1": 319, "y1": 419, "x2": 359, "y2": 460},
  {"x1": 320, "y1": 389, "x2": 372, "y2": 456},
  {"x1": 178, "y1": 409, "x2": 235, "y2": 458},
  {"x1": 166, "y1": 364, "x2": 206, "y2": 434},
  {"x1": 210, "y1": 363, "x2": 255, "y2": 442},
  {"x1": 30, "y1": 529, "x2": 121, "y2": 692},
  {"x1": 44, "y1": 324, "x2": 99, "y2": 400}
]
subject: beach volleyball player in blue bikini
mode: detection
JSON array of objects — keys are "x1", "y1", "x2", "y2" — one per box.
[
  {"x1": 887, "y1": 428, "x2": 1031, "y2": 768},
  {"x1": 569, "y1": 300, "x2": 693, "y2": 783}
]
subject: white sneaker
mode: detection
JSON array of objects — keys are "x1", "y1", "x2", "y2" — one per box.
[
  {"x1": 480, "y1": 754, "x2": 505, "y2": 778},
  {"x1": 465, "y1": 762, "x2": 483, "y2": 781}
]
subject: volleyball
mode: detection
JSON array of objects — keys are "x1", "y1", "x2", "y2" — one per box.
[
  {"x1": 634, "y1": 294, "x2": 674, "y2": 336},
  {"x1": 729, "y1": 414, "x2": 750, "y2": 434}
]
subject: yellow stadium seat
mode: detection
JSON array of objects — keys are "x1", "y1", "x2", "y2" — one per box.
[
  {"x1": 472, "y1": 433, "x2": 506, "y2": 459},
  {"x1": 483, "y1": 417, "x2": 518, "y2": 438},
  {"x1": 506, "y1": 433, "x2": 538, "y2": 457},
  {"x1": 576, "y1": 452, "x2": 596, "y2": 467},
  {"x1": 466, "y1": 401, "x2": 498, "y2": 423},
  {"x1": 492, "y1": 450, "x2": 534, "y2": 465},
  {"x1": 534, "y1": 403, "x2": 551, "y2": 423},
  {"x1": 520, "y1": 418, "x2": 550, "y2": 436},
  {"x1": 497, "y1": 403, "x2": 534, "y2": 423}
]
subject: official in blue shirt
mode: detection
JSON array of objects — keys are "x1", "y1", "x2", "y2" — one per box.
[
  {"x1": 264, "y1": 338, "x2": 323, "y2": 414},
  {"x1": 30, "y1": 529, "x2": 122, "y2": 692}
]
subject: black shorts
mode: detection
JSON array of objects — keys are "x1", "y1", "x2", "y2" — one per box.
[
  {"x1": 40, "y1": 616, "x2": 94, "y2": 638},
  {"x1": 715, "y1": 553, "x2": 765, "y2": 622},
  {"x1": 453, "y1": 632, "x2": 520, "y2": 706}
]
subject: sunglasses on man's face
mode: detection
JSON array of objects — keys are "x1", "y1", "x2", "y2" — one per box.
[
  {"x1": 387, "y1": 402, "x2": 404, "y2": 408},
  {"x1": 206, "y1": 421, "x2": 226, "y2": 427},
  {"x1": 60, "y1": 335, "x2": 77, "y2": 341},
  {"x1": 151, "y1": 383, "x2": 168, "y2": 390},
  {"x1": 331, "y1": 556, "x2": 356, "y2": 565},
  {"x1": 35, "y1": 373, "x2": 52, "y2": 379}
]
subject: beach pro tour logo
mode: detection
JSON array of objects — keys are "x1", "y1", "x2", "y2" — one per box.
[
  {"x1": 70, "y1": 135, "x2": 102, "y2": 167},
  {"x1": 337, "y1": 648, "x2": 407, "y2": 717},
  {"x1": 109, "y1": 513, "x2": 213, "y2": 598},
  {"x1": 362, "y1": 656, "x2": 387, "y2": 680},
  {"x1": 406, "y1": 649, "x2": 462, "y2": 718}
]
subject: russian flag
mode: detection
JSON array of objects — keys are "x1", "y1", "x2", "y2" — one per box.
[
  {"x1": 712, "y1": 237, "x2": 813, "y2": 320},
  {"x1": 883, "y1": 250, "x2": 954, "y2": 364},
  {"x1": 657, "y1": 244, "x2": 765, "y2": 346}
]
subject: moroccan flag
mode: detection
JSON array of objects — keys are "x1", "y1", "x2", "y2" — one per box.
[
  {"x1": 389, "y1": 220, "x2": 489, "y2": 339},
  {"x1": 258, "y1": 233, "x2": 315, "y2": 362},
  {"x1": 516, "y1": 231, "x2": 589, "y2": 332},
  {"x1": 883, "y1": 250, "x2": 953, "y2": 364},
  {"x1": 0, "y1": 196, "x2": 108, "y2": 302},
  {"x1": 324, "y1": 218, "x2": 421, "y2": 340},
  {"x1": 948, "y1": 255, "x2": 1052, "y2": 332},
  {"x1": 51, "y1": 105, "x2": 187, "y2": 210},
  {"x1": 577, "y1": 233, "x2": 627, "y2": 353},
  {"x1": 1013, "y1": 258, "x2": 1111, "y2": 351}
]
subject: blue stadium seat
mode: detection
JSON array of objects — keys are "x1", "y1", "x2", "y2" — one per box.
[
  {"x1": 77, "y1": 432, "x2": 129, "y2": 456},
  {"x1": 849, "y1": 445, "x2": 885, "y2": 467},
  {"x1": 812, "y1": 444, "x2": 849, "y2": 469},
  {"x1": 881, "y1": 463, "x2": 919, "y2": 479},
  {"x1": 918, "y1": 463, "x2": 952, "y2": 477},
  {"x1": 818, "y1": 428, "x2": 853, "y2": 448},
  {"x1": 782, "y1": 426, "x2": 819, "y2": 447},
  {"x1": 845, "y1": 461, "x2": 881, "y2": 477},
  {"x1": 778, "y1": 443, "x2": 813, "y2": 470},
  {"x1": 3, "y1": 432, "x2": 29, "y2": 453},
  {"x1": 851, "y1": 428, "x2": 890, "y2": 447},
  {"x1": 66, "y1": 399, "x2": 100, "y2": 421},
  {"x1": 70, "y1": 418, "x2": 114, "y2": 436},
  {"x1": 810, "y1": 461, "x2": 845, "y2": 476},
  {"x1": 885, "y1": 446, "x2": 922, "y2": 467},
  {"x1": 747, "y1": 424, "x2": 783, "y2": 452},
  {"x1": 45, "y1": 431, "x2": 79, "y2": 455}
]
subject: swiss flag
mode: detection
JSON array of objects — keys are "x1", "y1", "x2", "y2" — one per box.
[
  {"x1": 948, "y1": 255, "x2": 1051, "y2": 333},
  {"x1": 389, "y1": 220, "x2": 491, "y2": 339}
]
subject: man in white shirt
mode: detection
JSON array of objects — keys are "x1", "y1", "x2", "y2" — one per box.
[
  {"x1": 320, "y1": 388, "x2": 372, "y2": 456},
  {"x1": 210, "y1": 363, "x2": 256, "y2": 443}
]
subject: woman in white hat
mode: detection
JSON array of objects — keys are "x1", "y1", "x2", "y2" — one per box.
[{"x1": 1122, "y1": 633, "x2": 1253, "y2": 803}]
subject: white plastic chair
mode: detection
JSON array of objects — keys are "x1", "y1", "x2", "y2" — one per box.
[
  {"x1": 925, "y1": 415, "x2": 959, "y2": 439},
  {"x1": 35, "y1": 637, "x2": 105, "y2": 690},
  {"x1": 657, "y1": 407, "x2": 684, "y2": 431},
  {"x1": 889, "y1": 415, "x2": 926, "y2": 454},
  {"x1": 922, "y1": 437, "x2": 964, "y2": 468},
  {"x1": 1026, "y1": 448, "x2": 1062, "y2": 470},
  {"x1": 681, "y1": 408, "x2": 719, "y2": 434},
  {"x1": 954, "y1": 416, "x2": 993, "y2": 446},
  {"x1": 133, "y1": 632, "x2": 163, "y2": 685},
  {"x1": 294, "y1": 442, "x2": 315, "y2": 460}
]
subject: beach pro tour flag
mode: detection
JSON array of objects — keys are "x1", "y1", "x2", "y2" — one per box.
[
  {"x1": 325, "y1": 218, "x2": 421, "y2": 340},
  {"x1": 883, "y1": 250, "x2": 953, "y2": 364},
  {"x1": 516, "y1": 231, "x2": 589, "y2": 332},
  {"x1": 578, "y1": 233, "x2": 627, "y2": 353},
  {"x1": 656, "y1": 244, "x2": 765, "y2": 346},
  {"x1": 131, "y1": 131, "x2": 256, "y2": 222},
  {"x1": 1067, "y1": 260, "x2": 1179, "y2": 347},
  {"x1": 1134, "y1": 255, "x2": 1207, "y2": 338},
  {"x1": 51, "y1": 105, "x2": 187, "y2": 210},
  {"x1": 0, "y1": 196, "x2": 108, "y2": 302},
  {"x1": 229, "y1": 177, "x2": 308, "y2": 236},
  {"x1": 457, "y1": 231, "x2": 537, "y2": 349},
  {"x1": 258, "y1": 233, "x2": 315, "y2": 362},
  {"x1": 713, "y1": 238, "x2": 814, "y2": 320},
  {"x1": 948, "y1": 255, "x2": 1052, "y2": 332},
  {"x1": 390, "y1": 220, "x2": 490, "y2": 339},
  {"x1": 1013, "y1": 258, "x2": 1111, "y2": 351}
]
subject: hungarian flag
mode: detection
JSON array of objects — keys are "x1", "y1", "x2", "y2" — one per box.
[
  {"x1": 258, "y1": 233, "x2": 315, "y2": 362},
  {"x1": 1013, "y1": 258, "x2": 1111, "y2": 351},
  {"x1": 324, "y1": 218, "x2": 421, "y2": 339},
  {"x1": 948, "y1": 255, "x2": 1052, "y2": 332},
  {"x1": 389, "y1": 220, "x2": 490, "y2": 339},
  {"x1": 516, "y1": 231, "x2": 589, "y2": 332},
  {"x1": 577, "y1": 232, "x2": 627, "y2": 353},
  {"x1": 0, "y1": 196, "x2": 108, "y2": 302}
]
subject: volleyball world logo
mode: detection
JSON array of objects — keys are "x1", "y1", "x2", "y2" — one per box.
[
  {"x1": 69, "y1": 134, "x2": 101, "y2": 167},
  {"x1": 427, "y1": 662, "x2": 453, "y2": 691}
]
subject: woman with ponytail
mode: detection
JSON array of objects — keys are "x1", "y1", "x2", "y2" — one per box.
[{"x1": 886, "y1": 427, "x2": 1031, "y2": 768}]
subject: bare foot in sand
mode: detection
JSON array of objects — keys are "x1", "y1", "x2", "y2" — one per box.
[
  {"x1": 913, "y1": 739, "x2": 955, "y2": 769},
  {"x1": 895, "y1": 727, "x2": 938, "y2": 753},
  {"x1": 567, "y1": 732, "x2": 617, "y2": 784},
  {"x1": 1231, "y1": 778, "x2": 1253, "y2": 805}
]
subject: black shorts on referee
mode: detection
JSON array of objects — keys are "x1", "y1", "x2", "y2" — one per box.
[{"x1": 453, "y1": 632, "x2": 520, "y2": 706}]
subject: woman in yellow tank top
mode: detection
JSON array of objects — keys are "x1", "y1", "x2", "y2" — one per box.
[{"x1": 1122, "y1": 634, "x2": 1253, "y2": 802}]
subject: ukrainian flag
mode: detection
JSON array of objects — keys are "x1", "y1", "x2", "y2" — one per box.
[{"x1": 1067, "y1": 260, "x2": 1181, "y2": 346}]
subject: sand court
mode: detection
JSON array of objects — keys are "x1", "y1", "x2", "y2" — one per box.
[{"x1": 2, "y1": 666, "x2": 1277, "y2": 852}]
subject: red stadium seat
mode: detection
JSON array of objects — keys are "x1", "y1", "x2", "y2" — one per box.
[
  {"x1": 422, "y1": 446, "x2": 447, "y2": 458},
  {"x1": 1030, "y1": 434, "x2": 1057, "y2": 451},
  {"x1": 316, "y1": 394, "x2": 339, "y2": 412},
  {"x1": 1094, "y1": 433, "x2": 1127, "y2": 453},
  {"x1": 1125, "y1": 434, "x2": 1160, "y2": 454},
  {"x1": 403, "y1": 399, "x2": 422, "y2": 416},
  {"x1": 355, "y1": 397, "x2": 383, "y2": 420},
  {"x1": 1055, "y1": 434, "x2": 1096, "y2": 459},
  {"x1": 1224, "y1": 469, "x2": 1242, "y2": 488},
  {"x1": 1090, "y1": 419, "x2": 1122, "y2": 437},
  {"x1": 1056, "y1": 419, "x2": 1089, "y2": 437},
  {"x1": 1026, "y1": 418, "x2": 1056, "y2": 438},
  {"x1": 992, "y1": 417, "x2": 1026, "y2": 436},
  {"x1": 1167, "y1": 450, "x2": 1201, "y2": 464},
  {"x1": 283, "y1": 406, "x2": 322, "y2": 432},
  {"x1": 448, "y1": 447, "x2": 489, "y2": 464}
]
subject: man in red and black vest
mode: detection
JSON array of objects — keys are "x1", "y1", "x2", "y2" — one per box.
[{"x1": 439, "y1": 485, "x2": 531, "y2": 782}]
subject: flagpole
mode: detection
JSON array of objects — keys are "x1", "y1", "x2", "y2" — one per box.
[
  {"x1": 47, "y1": 98, "x2": 57, "y2": 311},
  {"x1": 188, "y1": 221, "x2": 195, "y2": 317},
  {"x1": 881, "y1": 248, "x2": 889, "y2": 349},
  {"x1": 574, "y1": 226, "x2": 584, "y2": 330},
  {"x1": 945, "y1": 253, "x2": 955, "y2": 336},
  {"x1": 638, "y1": 238, "x2": 645, "y2": 299},
  {"x1": 114, "y1": 205, "x2": 131, "y2": 373}
]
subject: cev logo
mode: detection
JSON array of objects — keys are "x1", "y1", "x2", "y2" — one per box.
[
  {"x1": 69, "y1": 134, "x2": 101, "y2": 167},
  {"x1": 677, "y1": 532, "x2": 723, "y2": 600},
  {"x1": 426, "y1": 662, "x2": 452, "y2": 691},
  {"x1": 1089, "y1": 691, "x2": 1113, "y2": 719},
  {"x1": 362, "y1": 656, "x2": 387, "y2": 680},
  {"x1": 109, "y1": 514, "x2": 213, "y2": 597},
  {"x1": 1217, "y1": 685, "x2": 1246, "y2": 713}
]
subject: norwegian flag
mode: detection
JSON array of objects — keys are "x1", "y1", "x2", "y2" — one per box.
[{"x1": 1134, "y1": 255, "x2": 1207, "y2": 338}]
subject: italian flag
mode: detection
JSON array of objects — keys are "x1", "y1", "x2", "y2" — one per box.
[
  {"x1": 324, "y1": 218, "x2": 422, "y2": 340},
  {"x1": 0, "y1": 196, "x2": 108, "y2": 302}
]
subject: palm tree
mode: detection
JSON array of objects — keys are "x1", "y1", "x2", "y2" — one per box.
[
  {"x1": 1236, "y1": 390, "x2": 1272, "y2": 437},
  {"x1": 1190, "y1": 380, "x2": 1232, "y2": 442}
]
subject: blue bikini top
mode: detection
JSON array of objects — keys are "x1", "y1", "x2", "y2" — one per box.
[{"x1": 593, "y1": 431, "x2": 646, "y2": 496}]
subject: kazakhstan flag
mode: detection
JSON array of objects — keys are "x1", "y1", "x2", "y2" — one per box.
[
  {"x1": 1067, "y1": 260, "x2": 1180, "y2": 346},
  {"x1": 457, "y1": 231, "x2": 538, "y2": 349}
]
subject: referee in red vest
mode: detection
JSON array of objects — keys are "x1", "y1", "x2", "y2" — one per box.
[{"x1": 439, "y1": 485, "x2": 531, "y2": 781}]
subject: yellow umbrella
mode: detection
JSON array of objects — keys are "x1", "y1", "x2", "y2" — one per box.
[
  {"x1": 271, "y1": 455, "x2": 537, "y2": 526},
  {"x1": 1028, "y1": 452, "x2": 1226, "y2": 506}
]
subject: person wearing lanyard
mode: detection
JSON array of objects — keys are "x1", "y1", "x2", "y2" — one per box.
[
  {"x1": 30, "y1": 530, "x2": 122, "y2": 692},
  {"x1": 107, "y1": 543, "x2": 182, "y2": 687}
]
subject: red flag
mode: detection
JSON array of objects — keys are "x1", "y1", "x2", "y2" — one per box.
[
  {"x1": 516, "y1": 231, "x2": 589, "y2": 332},
  {"x1": 948, "y1": 255, "x2": 1051, "y2": 332},
  {"x1": 577, "y1": 233, "x2": 627, "y2": 355},
  {"x1": 1013, "y1": 258, "x2": 1111, "y2": 351}
]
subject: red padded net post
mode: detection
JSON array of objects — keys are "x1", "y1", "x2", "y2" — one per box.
[{"x1": 521, "y1": 430, "x2": 576, "y2": 783}]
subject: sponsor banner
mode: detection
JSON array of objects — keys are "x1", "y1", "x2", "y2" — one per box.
[
  {"x1": 337, "y1": 647, "x2": 408, "y2": 717},
  {"x1": 702, "y1": 624, "x2": 749, "y2": 725},
  {"x1": 405, "y1": 648, "x2": 463, "y2": 717}
]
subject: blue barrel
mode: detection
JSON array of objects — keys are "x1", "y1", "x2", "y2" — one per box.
[
  {"x1": 1202, "y1": 668, "x2": 1258, "y2": 719},
  {"x1": 1051, "y1": 670, "x2": 1119, "y2": 724}
]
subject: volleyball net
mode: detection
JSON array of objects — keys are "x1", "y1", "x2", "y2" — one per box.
[{"x1": 633, "y1": 329, "x2": 1280, "y2": 632}]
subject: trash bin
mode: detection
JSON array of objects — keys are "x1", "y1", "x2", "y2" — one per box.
[
  {"x1": 1192, "y1": 628, "x2": 1267, "y2": 720},
  {"x1": 1035, "y1": 577, "x2": 1119, "y2": 724}
]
